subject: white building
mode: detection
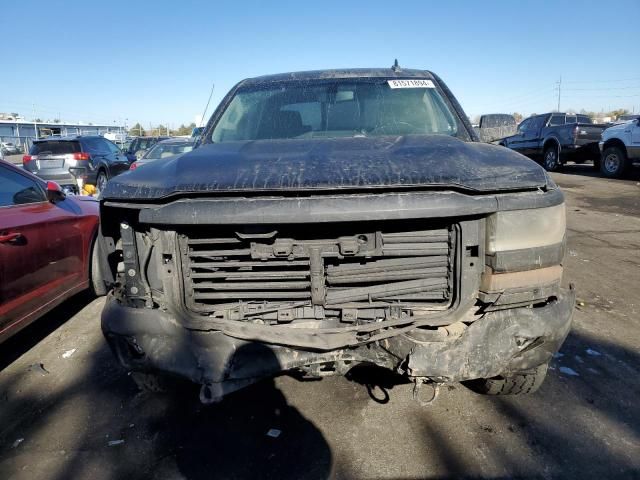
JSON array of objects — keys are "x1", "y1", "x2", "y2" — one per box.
[{"x1": 0, "y1": 119, "x2": 126, "y2": 152}]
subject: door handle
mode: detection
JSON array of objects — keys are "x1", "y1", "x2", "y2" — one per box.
[{"x1": 0, "y1": 232, "x2": 23, "y2": 243}]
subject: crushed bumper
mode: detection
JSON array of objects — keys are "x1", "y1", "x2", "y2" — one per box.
[{"x1": 102, "y1": 288, "x2": 575, "y2": 395}]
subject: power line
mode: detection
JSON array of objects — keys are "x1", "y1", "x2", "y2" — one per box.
[
  {"x1": 563, "y1": 77, "x2": 640, "y2": 84},
  {"x1": 563, "y1": 85, "x2": 640, "y2": 91},
  {"x1": 562, "y1": 93, "x2": 640, "y2": 98}
]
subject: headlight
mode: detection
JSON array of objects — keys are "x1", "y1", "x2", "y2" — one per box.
[{"x1": 486, "y1": 204, "x2": 566, "y2": 253}]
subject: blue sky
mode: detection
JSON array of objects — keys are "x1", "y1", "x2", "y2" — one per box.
[{"x1": 1, "y1": 0, "x2": 639, "y2": 127}]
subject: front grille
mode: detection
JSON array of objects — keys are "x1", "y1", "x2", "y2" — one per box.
[{"x1": 178, "y1": 223, "x2": 454, "y2": 313}]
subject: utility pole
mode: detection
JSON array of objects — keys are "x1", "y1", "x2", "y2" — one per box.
[
  {"x1": 556, "y1": 76, "x2": 562, "y2": 112},
  {"x1": 33, "y1": 103, "x2": 38, "y2": 140}
]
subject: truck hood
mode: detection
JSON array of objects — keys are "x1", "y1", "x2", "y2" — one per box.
[
  {"x1": 101, "y1": 135, "x2": 549, "y2": 200},
  {"x1": 602, "y1": 121, "x2": 630, "y2": 139}
]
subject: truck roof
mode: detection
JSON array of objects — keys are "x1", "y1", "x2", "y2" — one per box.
[{"x1": 240, "y1": 68, "x2": 436, "y2": 87}]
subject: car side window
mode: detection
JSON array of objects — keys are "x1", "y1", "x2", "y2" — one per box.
[
  {"x1": 82, "y1": 138, "x2": 110, "y2": 154},
  {"x1": 104, "y1": 139, "x2": 121, "y2": 154},
  {"x1": 0, "y1": 166, "x2": 47, "y2": 207},
  {"x1": 517, "y1": 119, "x2": 531, "y2": 134},
  {"x1": 549, "y1": 115, "x2": 564, "y2": 126},
  {"x1": 528, "y1": 116, "x2": 546, "y2": 133}
]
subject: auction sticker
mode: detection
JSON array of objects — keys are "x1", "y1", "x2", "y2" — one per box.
[{"x1": 387, "y1": 79, "x2": 435, "y2": 89}]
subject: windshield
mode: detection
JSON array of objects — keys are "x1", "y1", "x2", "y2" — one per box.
[
  {"x1": 143, "y1": 142, "x2": 193, "y2": 159},
  {"x1": 30, "y1": 140, "x2": 81, "y2": 155},
  {"x1": 211, "y1": 79, "x2": 461, "y2": 142}
]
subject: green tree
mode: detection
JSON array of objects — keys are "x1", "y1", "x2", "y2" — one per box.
[
  {"x1": 175, "y1": 123, "x2": 196, "y2": 136},
  {"x1": 129, "y1": 123, "x2": 146, "y2": 136},
  {"x1": 609, "y1": 108, "x2": 629, "y2": 120}
]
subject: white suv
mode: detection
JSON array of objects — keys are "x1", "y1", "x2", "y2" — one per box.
[
  {"x1": 1, "y1": 142, "x2": 20, "y2": 155},
  {"x1": 599, "y1": 118, "x2": 640, "y2": 177}
]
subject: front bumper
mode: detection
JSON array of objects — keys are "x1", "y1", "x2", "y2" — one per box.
[{"x1": 102, "y1": 288, "x2": 575, "y2": 395}]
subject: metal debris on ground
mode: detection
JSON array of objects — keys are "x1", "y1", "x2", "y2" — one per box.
[
  {"x1": 559, "y1": 367, "x2": 580, "y2": 377},
  {"x1": 586, "y1": 348, "x2": 602, "y2": 356},
  {"x1": 107, "y1": 439, "x2": 125, "y2": 447},
  {"x1": 12, "y1": 438, "x2": 24, "y2": 448},
  {"x1": 266, "y1": 429, "x2": 281, "y2": 438},
  {"x1": 62, "y1": 349, "x2": 77, "y2": 359}
]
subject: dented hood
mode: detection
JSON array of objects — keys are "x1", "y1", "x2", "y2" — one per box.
[{"x1": 102, "y1": 135, "x2": 548, "y2": 200}]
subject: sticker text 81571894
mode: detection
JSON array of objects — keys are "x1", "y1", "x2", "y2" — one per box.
[{"x1": 387, "y1": 79, "x2": 435, "y2": 89}]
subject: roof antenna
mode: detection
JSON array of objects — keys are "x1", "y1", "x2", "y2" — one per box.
[{"x1": 391, "y1": 59, "x2": 401, "y2": 72}]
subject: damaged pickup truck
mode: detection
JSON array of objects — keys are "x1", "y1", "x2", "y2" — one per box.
[{"x1": 99, "y1": 67, "x2": 575, "y2": 404}]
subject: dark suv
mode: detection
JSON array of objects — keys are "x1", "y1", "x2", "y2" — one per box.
[
  {"x1": 23, "y1": 135, "x2": 131, "y2": 194},
  {"x1": 100, "y1": 67, "x2": 574, "y2": 404}
]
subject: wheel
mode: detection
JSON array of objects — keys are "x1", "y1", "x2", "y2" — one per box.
[
  {"x1": 600, "y1": 146, "x2": 628, "y2": 178},
  {"x1": 89, "y1": 237, "x2": 107, "y2": 296},
  {"x1": 95, "y1": 170, "x2": 108, "y2": 195},
  {"x1": 464, "y1": 363, "x2": 548, "y2": 395},
  {"x1": 543, "y1": 145, "x2": 562, "y2": 171},
  {"x1": 131, "y1": 372, "x2": 169, "y2": 393}
]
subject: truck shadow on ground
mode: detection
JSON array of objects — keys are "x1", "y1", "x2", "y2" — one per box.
[
  {"x1": 0, "y1": 327, "x2": 333, "y2": 480},
  {"x1": 411, "y1": 328, "x2": 640, "y2": 480},
  {"x1": 0, "y1": 292, "x2": 94, "y2": 372},
  {"x1": 559, "y1": 162, "x2": 640, "y2": 181},
  {"x1": 0, "y1": 308, "x2": 639, "y2": 479}
]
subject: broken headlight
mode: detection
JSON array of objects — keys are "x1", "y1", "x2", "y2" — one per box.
[{"x1": 486, "y1": 204, "x2": 566, "y2": 253}]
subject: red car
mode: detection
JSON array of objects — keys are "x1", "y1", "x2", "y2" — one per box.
[{"x1": 0, "y1": 160, "x2": 105, "y2": 343}]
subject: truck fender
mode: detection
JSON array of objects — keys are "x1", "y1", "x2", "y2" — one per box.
[{"x1": 542, "y1": 136, "x2": 561, "y2": 155}]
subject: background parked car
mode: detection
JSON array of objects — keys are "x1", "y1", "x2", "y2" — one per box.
[
  {"x1": 0, "y1": 160, "x2": 106, "y2": 344},
  {"x1": 23, "y1": 135, "x2": 132, "y2": 195},
  {"x1": 1, "y1": 142, "x2": 20, "y2": 155},
  {"x1": 613, "y1": 114, "x2": 640, "y2": 124},
  {"x1": 501, "y1": 112, "x2": 607, "y2": 171},
  {"x1": 599, "y1": 117, "x2": 640, "y2": 178},
  {"x1": 124, "y1": 136, "x2": 170, "y2": 162},
  {"x1": 474, "y1": 114, "x2": 517, "y2": 143},
  {"x1": 130, "y1": 137, "x2": 195, "y2": 170}
]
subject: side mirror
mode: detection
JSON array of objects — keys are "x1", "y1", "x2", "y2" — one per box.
[{"x1": 46, "y1": 181, "x2": 66, "y2": 202}]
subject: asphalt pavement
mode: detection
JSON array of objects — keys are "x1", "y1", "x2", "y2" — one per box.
[
  {"x1": 3, "y1": 154, "x2": 22, "y2": 165},
  {"x1": 0, "y1": 164, "x2": 639, "y2": 480}
]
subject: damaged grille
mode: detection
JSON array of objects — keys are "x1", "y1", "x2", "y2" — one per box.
[{"x1": 178, "y1": 223, "x2": 454, "y2": 314}]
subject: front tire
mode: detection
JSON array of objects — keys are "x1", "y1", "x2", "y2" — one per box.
[
  {"x1": 601, "y1": 146, "x2": 628, "y2": 178},
  {"x1": 543, "y1": 145, "x2": 562, "y2": 172},
  {"x1": 464, "y1": 363, "x2": 548, "y2": 395}
]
